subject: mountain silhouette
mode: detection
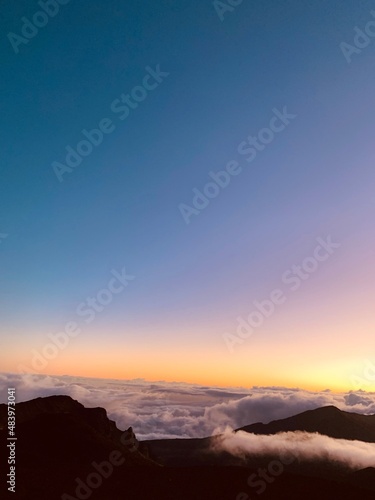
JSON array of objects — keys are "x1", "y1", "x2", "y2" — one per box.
[
  {"x1": 237, "y1": 405, "x2": 375, "y2": 441},
  {"x1": 1, "y1": 396, "x2": 374, "y2": 500}
]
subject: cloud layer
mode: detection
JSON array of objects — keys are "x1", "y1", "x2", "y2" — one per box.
[
  {"x1": 213, "y1": 428, "x2": 375, "y2": 470},
  {"x1": 0, "y1": 373, "x2": 374, "y2": 440}
]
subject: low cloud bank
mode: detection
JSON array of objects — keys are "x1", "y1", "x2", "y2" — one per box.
[
  {"x1": 213, "y1": 428, "x2": 375, "y2": 470},
  {"x1": 0, "y1": 373, "x2": 374, "y2": 439}
]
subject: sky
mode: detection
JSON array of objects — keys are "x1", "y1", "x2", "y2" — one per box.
[{"x1": 1, "y1": 0, "x2": 374, "y2": 392}]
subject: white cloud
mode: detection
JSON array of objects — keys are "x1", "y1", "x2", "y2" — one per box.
[{"x1": 212, "y1": 428, "x2": 375, "y2": 470}]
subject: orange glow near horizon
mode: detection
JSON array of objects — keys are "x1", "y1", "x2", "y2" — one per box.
[
  {"x1": 2, "y1": 299, "x2": 373, "y2": 394},
  {"x1": 4, "y1": 340, "x2": 374, "y2": 394}
]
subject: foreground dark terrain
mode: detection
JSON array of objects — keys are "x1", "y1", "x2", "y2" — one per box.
[{"x1": 1, "y1": 396, "x2": 374, "y2": 499}]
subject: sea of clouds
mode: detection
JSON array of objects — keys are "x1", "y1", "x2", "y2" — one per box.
[{"x1": 0, "y1": 372, "x2": 374, "y2": 440}]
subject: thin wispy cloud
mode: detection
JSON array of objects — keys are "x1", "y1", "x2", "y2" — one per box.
[{"x1": 213, "y1": 428, "x2": 375, "y2": 470}]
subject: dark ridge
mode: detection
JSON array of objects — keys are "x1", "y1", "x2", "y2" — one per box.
[
  {"x1": 237, "y1": 405, "x2": 375, "y2": 442},
  {"x1": 0, "y1": 395, "x2": 156, "y2": 467},
  {"x1": 0, "y1": 395, "x2": 118, "y2": 439}
]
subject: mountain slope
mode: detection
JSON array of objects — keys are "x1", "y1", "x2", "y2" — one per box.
[
  {"x1": 238, "y1": 405, "x2": 375, "y2": 442},
  {"x1": 0, "y1": 395, "x2": 156, "y2": 499}
]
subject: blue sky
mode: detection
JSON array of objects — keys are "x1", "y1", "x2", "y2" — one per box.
[{"x1": 1, "y1": 0, "x2": 374, "y2": 388}]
